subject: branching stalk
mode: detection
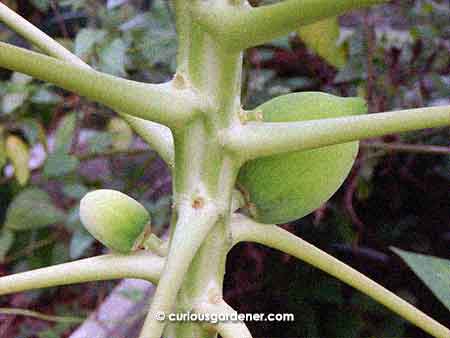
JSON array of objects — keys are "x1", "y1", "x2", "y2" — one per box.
[
  {"x1": 230, "y1": 214, "x2": 450, "y2": 338},
  {"x1": 0, "y1": 252, "x2": 164, "y2": 296},
  {"x1": 192, "y1": 0, "x2": 387, "y2": 50},
  {"x1": 120, "y1": 114, "x2": 175, "y2": 168},
  {"x1": 0, "y1": 307, "x2": 85, "y2": 324},
  {"x1": 139, "y1": 203, "x2": 219, "y2": 338},
  {"x1": 0, "y1": 2, "x2": 86, "y2": 66},
  {"x1": 223, "y1": 106, "x2": 450, "y2": 161},
  {"x1": 0, "y1": 42, "x2": 202, "y2": 127},
  {"x1": 195, "y1": 299, "x2": 253, "y2": 338}
]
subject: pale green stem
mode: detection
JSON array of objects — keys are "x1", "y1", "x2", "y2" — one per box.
[
  {"x1": 230, "y1": 214, "x2": 450, "y2": 338},
  {"x1": 139, "y1": 203, "x2": 219, "y2": 338},
  {"x1": 192, "y1": 0, "x2": 387, "y2": 50},
  {"x1": 223, "y1": 106, "x2": 450, "y2": 161},
  {"x1": 0, "y1": 251, "x2": 164, "y2": 295},
  {"x1": 0, "y1": 2, "x2": 86, "y2": 66},
  {"x1": 231, "y1": 189, "x2": 246, "y2": 212},
  {"x1": 120, "y1": 114, "x2": 175, "y2": 169},
  {"x1": 0, "y1": 42, "x2": 202, "y2": 127},
  {"x1": 0, "y1": 307, "x2": 85, "y2": 324},
  {"x1": 173, "y1": 0, "x2": 191, "y2": 73},
  {"x1": 195, "y1": 299, "x2": 253, "y2": 338},
  {"x1": 144, "y1": 233, "x2": 170, "y2": 257}
]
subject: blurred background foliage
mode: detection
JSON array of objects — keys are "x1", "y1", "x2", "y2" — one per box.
[{"x1": 0, "y1": 0, "x2": 449, "y2": 337}]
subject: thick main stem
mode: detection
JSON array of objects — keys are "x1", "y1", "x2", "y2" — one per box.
[{"x1": 139, "y1": 3, "x2": 244, "y2": 337}]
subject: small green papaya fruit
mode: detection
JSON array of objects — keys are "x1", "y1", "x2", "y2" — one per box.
[
  {"x1": 80, "y1": 189, "x2": 151, "y2": 253},
  {"x1": 237, "y1": 92, "x2": 367, "y2": 224}
]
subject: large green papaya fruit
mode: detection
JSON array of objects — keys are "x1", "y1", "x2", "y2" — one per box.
[
  {"x1": 80, "y1": 189, "x2": 151, "y2": 253},
  {"x1": 237, "y1": 92, "x2": 367, "y2": 224}
]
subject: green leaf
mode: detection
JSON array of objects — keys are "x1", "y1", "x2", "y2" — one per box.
[
  {"x1": 107, "y1": 0, "x2": 128, "y2": 9},
  {"x1": 11, "y1": 72, "x2": 33, "y2": 85},
  {"x1": 43, "y1": 153, "x2": 79, "y2": 178},
  {"x1": 62, "y1": 183, "x2": 89, "y2": 199},
  {"x1": 5, "y1": 188, "x2": 66, "y2": 231},
  {"x1": 1, "y1": 72, "x2": 32, "y2": 114},
  {"x1": 0, "y1": 228, "x2": 15, "y2": 261},
  {"x1": 87, "y1": 132, "x2": 113, "y2": 154},
  {"x1": 298, "y1": 17, "x2": 347, "y2": 69},
  {"x1": 30, "y1": 88, "x2": 62, "y2": 106},
  {"x1": 51, "y1": 242, "x2": 70, "y2": 265},
  {"x1": 20, "y1": 118, "x2": 47, "y2": 147},
  {"x1": 98, "y1": 38, "x2": 128, "y2": 76},
  {"x1": 0, "y1": 127, "x2": 6, "y2": 170},
  {"x1": 108, "y1": 117, "x2": 133, "y2": 151},
  {"x1": 74, "y1": 28, "x2": 108, "y2": 59},
  {"x1": 391, "y1": 247, "x2": 450, "y2": 311},
  {"x1": 30, "y1": 0, "x2": 50, "y2": 11},
  {"x1": 64, "y1": 206, "x2": 82, "y2": 232},
  {"x1": 1, "y1": 92, "x2": 28, "y2": 114},
  {"x1": 54, "y1": 113, "x2": 77, "y2": 154},
  {"x1": 70, "y1": 228, "x2": 94, "y2": 259},
  {"x1": 141, "y1": 29, "x2": 177, "y2": 67},
  {"x1": 65, "y1": 207, "x2": 93, "y2": 260},
  {"x1": 5, "y1": 135, "x2": 30, "y2": 186}
]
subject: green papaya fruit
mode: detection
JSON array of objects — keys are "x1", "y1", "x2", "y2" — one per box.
[
  {"x1": 237, "y1": 92, "x2": 367, "y2": 224},
  {"x1": 80, "y1": 189, "x2": 151, "y2": 253}
]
